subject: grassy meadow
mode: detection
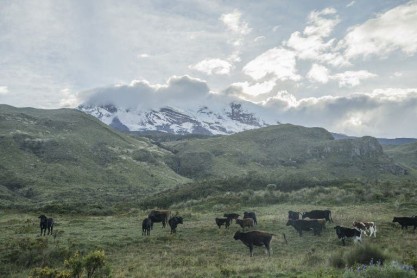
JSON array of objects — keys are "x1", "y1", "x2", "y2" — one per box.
[{"x1": 1, "y1": 201, "x2": 417, "y2": 277}]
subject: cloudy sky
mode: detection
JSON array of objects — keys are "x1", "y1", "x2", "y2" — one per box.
[{"x1": 1, "y1": 0, "x2": 417, "y2": 137}]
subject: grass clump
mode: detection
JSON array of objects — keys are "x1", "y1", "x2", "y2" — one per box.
[
  {"x1": 345, "y1": 244, "x2": 388, "y2": 267},
  {"x1": 343, "y1": 261, "x2": 416, "y2": 278}
]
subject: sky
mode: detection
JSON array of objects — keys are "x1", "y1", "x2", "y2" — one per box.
[{"x1": 1, "y1": 0, "x2": 417, "y2": 138}]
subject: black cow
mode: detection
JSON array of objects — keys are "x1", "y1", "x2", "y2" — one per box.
[
  {"x1": 334, "y1": 226, "x2": 362, "y2": 246},
  {"x1": 215, "y1": 217, "x2": 231, "y2": 229},
  {"x1": 142, "y1": 218, "x2": 152, "y2": 236},
  {"x1": 302, "y1": 210, "x2": 333, "y2": 223},
  {"x1": 243, "y1": 211, "x2": 257, "y2": 225},
  {"x1": 392, "y1": 217, "x2": 417, "y2": 230},
  {"x1": 288, "y1": 210, "x2": 300, "y2": 220},
  {"x1": 286, "y1": 219, "x2": 322, "y2": 236},
  {"x1": 38, "y1": 215, "x2": 54, "y2": 236},
  {"x1": 168, "y1": 216, "x2": 183, "y2": 234},
  {"x1": 224, "y1": 213, "x2": 240, "y2": 223},
  {"x1": 148, "y1": 210, "x2": 171, "y2": 229},
  {"x1": 233, "y1": 231, "x2": 274, "y2": 257}
]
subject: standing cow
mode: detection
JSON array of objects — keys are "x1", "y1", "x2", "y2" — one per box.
[
  {"x1": 142, "y1": 218, "x2": 152, "y2": 236},
  {"x1": 168, "y1": 216, "x2": 183, "y2": 234},
  {"x1": 148, "y1": 210, "x2": 171, "y2": 229},
  {"x1": 243, "y1": 211, "x2": 257, "y2": 225},
  {"x1": 334, "y1": 226, "x2": 362, "y2": 246},
  {"x1": 302, "y1": 210, "x2": 333, "y2": 223},
  {"x1": 286, "y1": 219, "x2": 322, "y2": 236},
  {"x1": 353, "y1": 221, "x2": 377, "y2": 237},
  {"x1": 38, "y1": 215, "x2": 54, "y2": 236},
  {"x1": 233, "y1": 231, "x2": 274, "y2": 257}
]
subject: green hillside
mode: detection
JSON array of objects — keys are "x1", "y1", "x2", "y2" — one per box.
[
  {"x1": 384, "y1": 142, "x2": 417, "y2": 172},
  {"x1": 164, "y1": 124, "x2": 408, "y2": 181},
  {"x1": 0, "y1": 105, "x2": 189, "y2": 211}
]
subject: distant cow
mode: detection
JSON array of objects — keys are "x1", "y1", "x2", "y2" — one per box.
[
  {"x1": 353, "y1": 221, "x2": 377, "y2": 237},
  {"x1": 38, "y1": 215, "x2": 54, "y2": 236},
  {"x1": 286, "y1": 219, "x2": 322, "y2": 236},
  {"x1": 392, "y1": 217, "x2": 417, "y2": 231},
  {"x1": 224, "y1": 213, "x2": 240, "y2": 223},
  {"x1": 302, "y1": 210, "x2": 333, "y2": 223},
  {"x1": 168, "y1": 216, "x2": 183, "y2": 234},
  {"x1": 148, "y1": 210, "x2": 171, "y2": 229},
  {"x1": 142, "y1": 218, "x2": 152, "y2": 236},
  {"x1": 243, "y1": 211, "x2": 257, "y2": 225},
  {"x1": 288, "y1": 211, "x2": 300, "y2": 220},
  {"x1": 233, "y1": 231, "x2": 274, "y2": 257},
  {"x1": 215, "y1": 217, "x2": 231, "y2": 229},
  {"x1": 236, "y1": 218, "x2": 255, "y2": 231},
  {"x1": 334, "y1": 226, "x2": 362, "y2": 246}
]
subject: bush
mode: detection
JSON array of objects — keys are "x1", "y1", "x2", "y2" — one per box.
[
  {"x1": 343, "y1": 261, "x2": 416, "y2": 278},
  {"x1": 345, "y1": 244, "x2": 388, "y2": 267}
]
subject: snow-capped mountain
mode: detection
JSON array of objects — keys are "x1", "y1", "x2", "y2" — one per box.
[{"x1": 78, "y1": 102, "x2": 273, "y2": 135}]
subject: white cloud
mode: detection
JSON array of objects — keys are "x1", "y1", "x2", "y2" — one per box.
[
  {"x1": 284, "y1": 7, "x2": 349, "y2": 67},
  {"x1": 59, "y1": 88, "x2": 79, "y2": 108},
  {"x1": 341, "y1": 1, "x2": 417, "y2": 59},
  {"x1": 220, "y1": 10, "x2": 251, "y2": 36},
  {"x1": 138, "y1": 53, "x2": 150, "y2": 58},
  {"x1": 254, "y1": 36, "x2": 265, "y2": 42},
  {"x1": 189, "y1": 58, "x2": 233, "y2": 75},
  {"x1": 272, "y1": 25, "x2": 280, "y2": 32},
  {"x1": 331, "y1": 70, "x2": 377, "y2": 87},
  {"x1": 307, "y1": 64, "x2": 330, "y2": 84},
  {"x1": 230, "y1": 80, "x2": 276, "y2": 97},
  {"x1": 346, "y1": 1, "x2": 356, "y2": 8},
  {"x1": 243, "y1": 48, "x2": 301, "y2": 81},
  {"x1": 0, "y1": 86, "x2": 8, "y2": 95}
]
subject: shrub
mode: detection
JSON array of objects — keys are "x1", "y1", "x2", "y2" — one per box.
[
  {"x1": 345, "y1": 244, "x2": 388, "y2": 267},
  {"x1": 343, "y1": 261, "x2": 416, "y2": 278}
]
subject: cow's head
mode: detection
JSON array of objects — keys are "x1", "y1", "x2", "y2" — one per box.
[
  {"x1": 392, "y1": 217, "x2": 398, "y2": 222},
  {"x1": 233, "y1": 231, "x2": 242, "y2": 240}
]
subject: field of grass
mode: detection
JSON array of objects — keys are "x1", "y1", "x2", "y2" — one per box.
[{"x1": 1, "y1": 202, "x2": 417, "y2": 277}]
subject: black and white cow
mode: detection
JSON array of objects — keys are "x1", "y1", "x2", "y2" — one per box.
[
  {"x1": 334, "y1": 226, "x2": 362, "y2": 246},
  {"x1": 353, "y1": 221, "x2": 377, "y2": 237}
]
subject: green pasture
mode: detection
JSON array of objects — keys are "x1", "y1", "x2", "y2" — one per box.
[{"x1": 1, "y1": 203, "x2": 417, "y2": 277}]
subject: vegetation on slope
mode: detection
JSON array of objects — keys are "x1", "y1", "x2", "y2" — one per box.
[{"x1": 0, "y1": 105, "x2": 189, "y2": 211}]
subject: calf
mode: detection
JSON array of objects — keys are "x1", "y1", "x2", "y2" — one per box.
[
  {"x1": 233, "y1": 231, "x2": 274, "y2": 257},
  {"x1": 288, "y1": 210, "x2": 300, "y2": 220},
  {"x1": 353, "y1": 221, "x2": 377, "y2": 237},
  {"x1": 39, "y1": 215, "x2": 54, "y2": 236},
  {"x1": 224, "y1": 213, "x2": 240, "y2": 223},
  {"x1": 142, "y1": 218, "x2": 152, "y2": 236},
  {"x1": 302, "y1": 210, "x2": 333, "y2": 223},
  {"x1": 392, "y1": 217, "x2": 417, "y2": 231},
  {"x1": 168, "y1": 216, "x2": 183, "y2": 234},
  {"x1": 236, "y1": 218, "x2": 255, "y2": 231},
  {"x1": 243, "y1": 211, "x2": 257, "y2": 225},
  {"x1": 334, "y1": 226, "x2": 362, "y2": 246},
  {"x1": 286, "y1": 219, "x2": 322, "y2": 236},
  {"x1": 215, "y1": 217, "x2": 231, "y2": 229}
]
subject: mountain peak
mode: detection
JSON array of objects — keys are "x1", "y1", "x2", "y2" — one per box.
[{"x1": 78, "y1": 102, "x2": 271, "y2": 135}]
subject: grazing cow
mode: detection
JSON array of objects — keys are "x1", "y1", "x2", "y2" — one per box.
[
  {"x1": 288, "y1": 210, "x2": 300, "y2": 220},
  {"x1": 334, "y1": 226, "x2": 362, "y2": 246},
  {"x1": 236, "y1": 218, "x2": 255, "y2": 231},
  {"x1": 286, "y1": 219, "x2": 322, "y2": 236},
  {"x1": 215, "y1": 217, "x2": 231, "y2": 229},
  {"x1": 142, "y1": 218, "x2": 152, "y2": 236},
  {"x1": 392, "y1": 217, "x2": 417, "y2": 231},
  {"x1": 302, "y1": 210, "x2": 333, "y2": 223},
  {"x1": 243, "y1": 211, "x2": 257, "y2": 225},
  {"x1": 224, "y1": 213, "x2": 240, "y2": 223},
  {"x1": 353, "y1": 221, "x2": 377, "y2": 237},
  {"x1": 38, "y1": 215, "x2": 54, "y2": 236},
  {"x1": 168, "y1": 216, "x2": 183, "y2": 234},
  {"x1": 148, "y1": 210, "x2": 171, "y2": 229},
  {"x1": 233, "y1": 231, "x2": 274, "y2": 257}
]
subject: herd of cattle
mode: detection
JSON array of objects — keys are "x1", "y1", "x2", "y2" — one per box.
[{"x1": 37, "y1": 210, "x2": 417, "y2": 257}]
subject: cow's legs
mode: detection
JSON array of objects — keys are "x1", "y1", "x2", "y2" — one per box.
[{"x1": 249, "y1": 244, "x2": 254, "y2": 257}]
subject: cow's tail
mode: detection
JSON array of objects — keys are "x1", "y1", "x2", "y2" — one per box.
[{"x1": 283, "y1": 233, "x2": 288, "y2": 245}]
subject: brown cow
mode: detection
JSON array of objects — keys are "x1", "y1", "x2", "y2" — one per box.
[
  {"x1": 233, "y1": 231, "x2": 274, "y2": 257},
  {"x1": 236, "y1": 218, "x2": 254, "y2": 231}
]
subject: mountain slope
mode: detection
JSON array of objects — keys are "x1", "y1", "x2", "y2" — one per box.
[
  {"x1": 163, "y1": 124, "x2": 408, "y2": 181},
  {"x1": 0, "y1": 105, "x2": 189, "y2": 210},
  {"x1": 383, "y1": 142, "x2": 417, "y2": 172}
]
